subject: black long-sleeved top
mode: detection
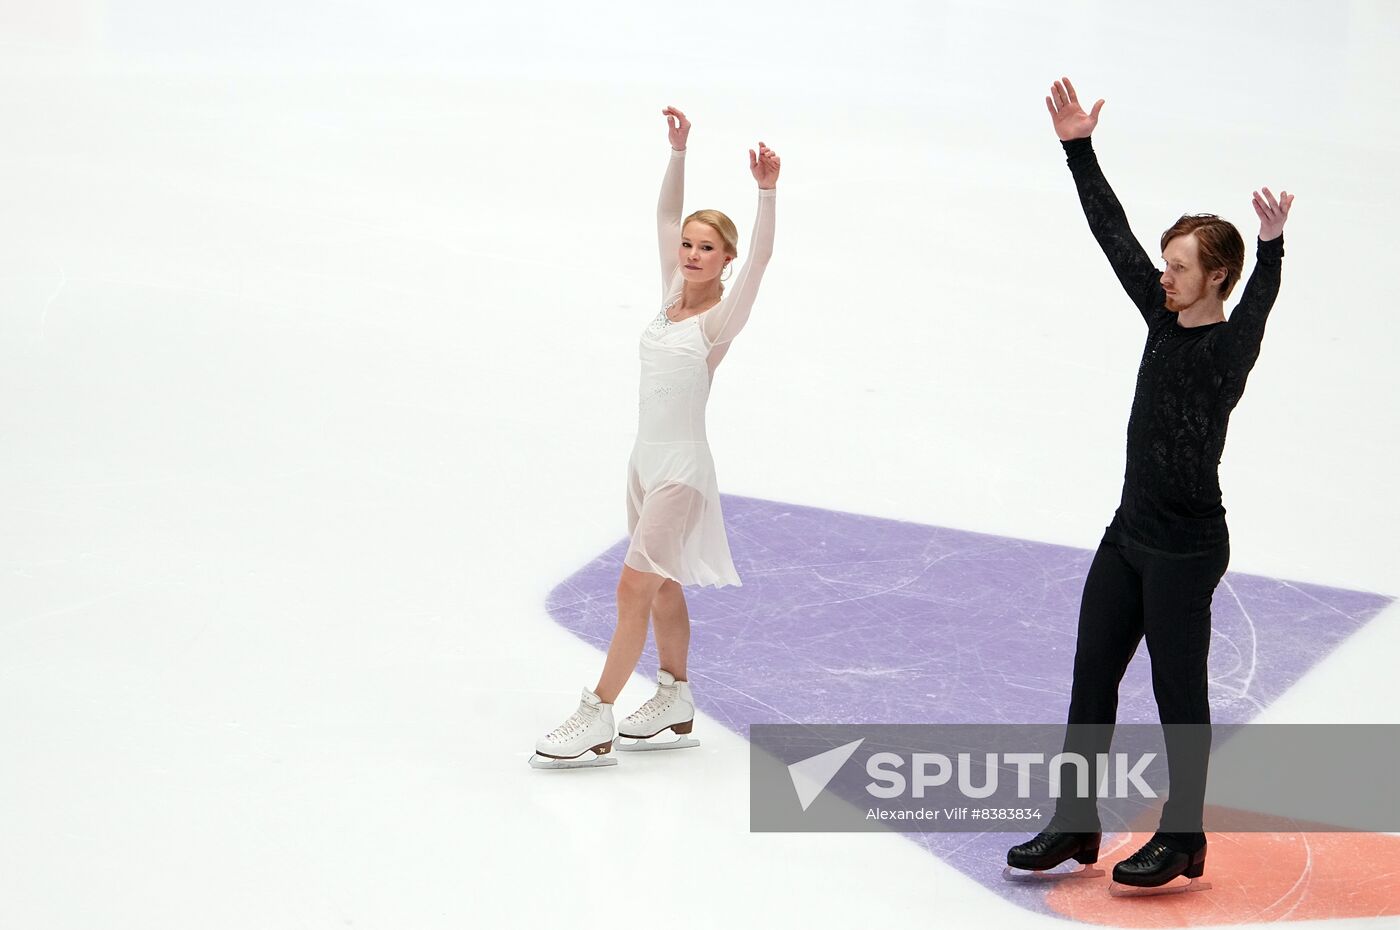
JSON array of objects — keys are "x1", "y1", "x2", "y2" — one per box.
[{"x1": 1063, "y1": 137, "x2": 1284, "y2": 555}]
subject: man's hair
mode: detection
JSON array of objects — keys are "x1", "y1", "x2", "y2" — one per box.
[{"x1": 1160, "y1": 215, "x2": 1245, "y2": 299}]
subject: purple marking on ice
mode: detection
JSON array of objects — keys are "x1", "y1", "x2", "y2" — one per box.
[{"x1": 545, "y1": 495, "x2": 1393, "y2": 910}]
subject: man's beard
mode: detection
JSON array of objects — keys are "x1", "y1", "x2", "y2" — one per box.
[{"x1": 1164, "y1": 290, "x2": 1197, "y2": 313}]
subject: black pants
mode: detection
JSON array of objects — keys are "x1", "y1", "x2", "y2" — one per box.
[{"x1": 1055, "y1": 535, "x2": 1229, "y2": 844}]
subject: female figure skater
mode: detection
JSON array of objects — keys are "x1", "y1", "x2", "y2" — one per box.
[{"x1": 530, "y1": 107, "x2": 779, "y2": 768}]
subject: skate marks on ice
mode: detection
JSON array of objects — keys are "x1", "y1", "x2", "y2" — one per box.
[
  {"x1": 1045, "y1": 822, "x2": 1400, "y2": 926},
  {"x1": 545, "y1": 495, "x2": 1396, "y2": 924},
  {"x1": 546, "y1": 495, "x2": 1389, "y2": 733}
]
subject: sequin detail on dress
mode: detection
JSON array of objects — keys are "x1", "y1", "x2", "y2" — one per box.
[{"x1": 645, "y1": 308, "x2": 672, "y2": 337}]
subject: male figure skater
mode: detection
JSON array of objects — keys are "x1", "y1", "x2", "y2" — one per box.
[{"x1": 1006, "y1": 77, "x2": 1293, "y2": 892}]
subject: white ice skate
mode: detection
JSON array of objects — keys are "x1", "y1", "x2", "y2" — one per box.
[
  {"x1": 617, "y1": 670, "x2": 700, "y2": 752},
  {"x1": 528, "y1": 688, "x2": 618, "y2": 770}
]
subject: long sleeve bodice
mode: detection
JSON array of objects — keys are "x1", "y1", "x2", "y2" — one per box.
[{"x1": 655, "y1": 148, "x2": 776, "y2": 354}]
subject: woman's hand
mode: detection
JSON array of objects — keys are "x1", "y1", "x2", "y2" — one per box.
[
  {"x1": 750, "y1": 141, "x2": 780, "y2": 190},
  {"x1": 663, "y1": 106, "x2": 691, "y2": 151}
]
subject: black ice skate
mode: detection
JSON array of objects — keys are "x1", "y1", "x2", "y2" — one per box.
[
  {"x1": 1109, "y1": 838, "x2": 1210, "y2": 896},
  {"x1": 1003, "y1": 830, "x2": 1104, "y2": 882}
]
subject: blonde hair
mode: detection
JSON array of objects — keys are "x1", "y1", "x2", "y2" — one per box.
[{"x1": 683, "y1": 209, "x2": 739, "y2": 257}]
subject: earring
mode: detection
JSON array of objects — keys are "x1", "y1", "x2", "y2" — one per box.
[{"x1": 721, "y1": 262, "x2": 733, "y2": 282}]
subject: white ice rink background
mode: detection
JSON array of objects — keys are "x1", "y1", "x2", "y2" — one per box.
[{"x1": 1, "y1": 1, "x2": 1397, "y2": 927}]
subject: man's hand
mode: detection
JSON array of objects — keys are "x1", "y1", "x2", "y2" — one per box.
[
  {"x1": 1046, "y1": 77, "x2": 1103, "y2": 141},
  {"x1": 1253, "y1": 187, "x2": 1294, "y2": 241}
]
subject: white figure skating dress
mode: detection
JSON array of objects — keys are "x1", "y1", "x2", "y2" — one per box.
[{"x1": 623, "y1": 148, "x2": 776, "y2": 587}]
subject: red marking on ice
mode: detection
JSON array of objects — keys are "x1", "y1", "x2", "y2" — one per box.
[{"x1": 1047, "y1": 810, "x2": 1400, "y2": 925}]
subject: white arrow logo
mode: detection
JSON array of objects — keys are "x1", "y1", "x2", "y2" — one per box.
[{"x1": 787, "y1": 739, "x2": 865, "y2": 811}]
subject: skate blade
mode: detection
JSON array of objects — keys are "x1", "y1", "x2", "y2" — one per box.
[
  {"x1": 616, "y1": 734, "x2": 701, "y2": 752},
  {"x1": 527, "y1": 752, "x2": 618, "y2": 770},
  {"x1": 1109, "y1": 877, "x2": 1211, "y2": 897},
  {"x1": 1002, "y1": 864, "x2": 1104, "y2": 883}
]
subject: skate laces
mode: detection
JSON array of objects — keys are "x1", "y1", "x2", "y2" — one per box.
[
  {"x1": 1126, "y1": 841, "x2": 1170, "y2": 864},
  {"x1": 545, "y1": 704, "x2": 596, "y2": 743},
  {"x1": 628, "y1": 684, "x2": 677, "y2": 723}
]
